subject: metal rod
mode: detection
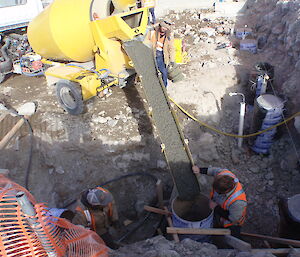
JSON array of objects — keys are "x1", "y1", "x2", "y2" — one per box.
[
  {"x1": 238, "y1": 102, "x2": 246, "y2": 148},
  {"x1": 229, "y1": 93, "x2": 246, "y2": 148}
]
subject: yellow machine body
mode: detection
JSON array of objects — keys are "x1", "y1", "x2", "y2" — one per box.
[
  {"x1": 38, "y1": 5, "x2": 148, "y2": 101},
  {"x1": 91, "y1": 8, "x2": 148, "y2": 74}
]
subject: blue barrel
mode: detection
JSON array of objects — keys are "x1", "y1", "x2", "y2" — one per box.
[
  {"x1": 171, "y1": 194, "x2": 213, "y2": 242},
  {"x1": 252, "y1": 94, "x2": 284, "y2": 154}
]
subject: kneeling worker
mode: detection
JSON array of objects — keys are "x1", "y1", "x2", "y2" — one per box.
[
  {"x1": 192, "y1": 166, "x2": 247, "y2": 237},
  {"x1": 73, "y1": 187, "x2": 119, "y2": 249}
]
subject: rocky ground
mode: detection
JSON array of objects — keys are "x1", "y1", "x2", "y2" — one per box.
[
  {"x1": 111, "y1": 235, "x2": 300, "y2": 257},
  {"x1": 0, "y1": 0, "x2": 300, "y2": 254}
]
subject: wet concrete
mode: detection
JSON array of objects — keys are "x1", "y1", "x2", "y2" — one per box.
[{"x1": 124, "y1": 40, "x2": 200, "y2": 200}]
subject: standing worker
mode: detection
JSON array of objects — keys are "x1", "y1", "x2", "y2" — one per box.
[
  {"x1": 72, "y1": 187, "x2": 119, "y2": 249},
  {"x1": 147, "y1": 19, "x2": 175, "y2": 88},
  {"x1": 139, "y1": 0, "x2": 157, "y2": 24},
  {"x1": 192, "y1": 166, "x2": 247, "y2": 237}
]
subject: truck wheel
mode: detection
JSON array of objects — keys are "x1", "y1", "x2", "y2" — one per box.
[
  {"x1": 0, "y1": 73, "x2": 6, "y2": 84},
  {"x1": 56, "y1": 80, "x2": 84, "y2": 115}
]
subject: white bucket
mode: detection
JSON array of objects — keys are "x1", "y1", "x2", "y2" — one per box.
[
  {"x1": 236, "y1": 28, "x2": 252, "y2": 39},
  {"x1": 171, "y1": 194, "x2": 213, "y2": 242},
  {"x1": 240, "y1": 39, "x2": 257, "y2": 54}
]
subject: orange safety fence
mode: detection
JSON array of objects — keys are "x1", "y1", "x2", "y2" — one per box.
[{"x1": 0, "y1": 174, "x2": 108, "y2": 257}]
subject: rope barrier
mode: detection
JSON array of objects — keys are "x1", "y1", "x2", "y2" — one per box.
[{"x1": 169, "y1": 97, "x2": 300, "y2": 139}]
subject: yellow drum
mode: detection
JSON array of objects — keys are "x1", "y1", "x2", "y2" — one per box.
[{"x1": 28, "y1": 0, "x2": 135, "y2": 62}]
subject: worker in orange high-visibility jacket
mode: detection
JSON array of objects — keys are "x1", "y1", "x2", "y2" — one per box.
[
  {"x1": 73, "y1": 187, "x2": 119, "y2": 249},
  {"x1": 192, "y1": 166, "x2": 247, "y2": 238},
  {"x1": 141, "y1": 0, "x2": 157, "y2": 24},
  {"x1": 146, "y1": 19, "x2": 175, "y2": 87}
]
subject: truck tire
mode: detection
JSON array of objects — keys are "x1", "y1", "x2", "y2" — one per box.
[
  {"x1": 0, "y1": 73, "x2": 6, "y2": 84},
  {"x1": 56, "y1": 80, "x2": 84, "y2": 115}
]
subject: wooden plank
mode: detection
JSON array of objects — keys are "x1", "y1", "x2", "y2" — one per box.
[
  {"x1": 144, "y1": 205, "x2": 171, "y2": 216},
  {"x1": 263, "y1": 240, "x2": 271, "y2": 248},
  {"x1": 0, "y1": 113, "x2": 7, "y2": 123},
  {"x1": 251, "y1": 248, "x2": 296, "y2": 255},
  {"x1": 164, "y1": 207, "x2": 179, "y2": 243},
  {"x1": 167, "y1": 227, "x2": 231, "y2": 235},
  {"x1": 242, "y1": 232, "x2": 300, "y2": 247},
  {"x1": 0, "y1": 118, "x2": 25, "y2": 150},
  {"x1": 156, "y1": 179, "x2": 164, "y2": 209},
  {"x1": 224, "y1": 235, "x2": 252, "y2": 251}
]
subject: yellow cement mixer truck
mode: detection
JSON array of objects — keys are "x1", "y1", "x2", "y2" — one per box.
[{"x1": 28, "y1": 0, "x2": 148, "y2": 114}]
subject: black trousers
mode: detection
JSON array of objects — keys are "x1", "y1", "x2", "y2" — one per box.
[
  {"x1": 101, "y1": 232, "x2": 118, "y2": 250},
  {"x1": 214, "y1": 212, "x2": 241, "y2": 238}
]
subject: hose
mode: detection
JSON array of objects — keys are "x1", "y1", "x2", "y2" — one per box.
[
  {"x1": 169, "y1": 97, "x2": 300, "y2": 138},
  {"x1": 65, "y1": 64, "x2": 110, "y2": 79},
  {"x1": 116, "y1": 212, "x2": 151, "y2": 243},
  {"x1": 0, "y1": 38, "x2": 13, "y2": 73},
  {"x1": 24, "y1": 119, "x2": 33, "y2": 190}
]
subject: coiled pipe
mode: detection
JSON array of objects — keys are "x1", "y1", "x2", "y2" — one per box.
[{"x1": 0, "y1": 38, "x2": 13, "y2": 73}]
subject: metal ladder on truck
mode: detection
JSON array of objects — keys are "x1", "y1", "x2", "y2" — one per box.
[{"x1": 124, "y1": 40, "x2": 200, "y2": 201}]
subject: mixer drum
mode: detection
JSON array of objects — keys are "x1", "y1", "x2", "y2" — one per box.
[{"x1": 28, "y1": 0, "x2": 135, "y2": 62}]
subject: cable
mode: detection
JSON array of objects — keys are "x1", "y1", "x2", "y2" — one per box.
[{"x1": 169, "y1": 97, "x2": 300, "y2": 138}]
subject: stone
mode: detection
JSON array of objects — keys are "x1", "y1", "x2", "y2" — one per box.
[
  {"x1": 288, "y1": 248, "x2": 300, "y2": 257},
  {"x1": 17, "y1": 102, "x2": 36, "y2": 116},
  {"x1": 249, "y1": 166, "x2": 260, "y2": 174},
  {"x1": 143, "y1": 250, "x2": 158, "y2": 257},
  {"x1": 108, "y1": 119, "x2": 118, "y2": 127},
  {"x1": 197, "y1": 133, "x2": 219, "y2": 162},
  {"x1": 264, "y1": 172, "x2": 274, "y2": 180},
  {"x1": 199, "y1": 28, "x2": 216, "y2": 37},
  {"x1": 157, "y1": 160, "x2": 167, "y2": 169},
  {"x1": 294, "y1": 116, "x2": 300, "y2": 133},
  {"x1": 55, "y1": 166, "x2": 65, "y2": 174},
  {"x1": 2, "y1": 86, "x2": 12, "y2": 95},
  {"x1": 93, "y1": 116, "x2": 108, "y2": 124},
  {"x1": 158, "y1": 250, "x2": 180, "y2": 257}
]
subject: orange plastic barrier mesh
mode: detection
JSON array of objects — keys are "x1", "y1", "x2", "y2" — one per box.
[{"x1": 0, "y1": 175, "x2": 108, "y2": 257}]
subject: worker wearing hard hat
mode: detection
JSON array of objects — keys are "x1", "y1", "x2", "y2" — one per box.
[
  {"x1": 73, "y1": 187, "x2": 119, "y2": 249},
  {"x1": 147, "y1": 19, "x2": 175, "y2": 88},
  {"x1": 192, "y1": 166, "x2": 247, "y2": 237}
]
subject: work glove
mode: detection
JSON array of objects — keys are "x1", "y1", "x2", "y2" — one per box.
[{"x1": 192, "y1": 165, "x2": 208, "y2": 174}]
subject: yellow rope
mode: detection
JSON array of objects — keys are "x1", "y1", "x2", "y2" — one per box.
[{"x1": 169, "y1": 97, "x2": 300, "y2": 138}]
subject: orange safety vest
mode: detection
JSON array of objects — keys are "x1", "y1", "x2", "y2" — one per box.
[
  {"x1": 76, "y1": 187, "x2": 113, "y2": 232},
  {"x1": 210, "y1": 170, "x2": 247, "y2": 227},
  {"x1": 155, "y1": 33, "x2": 166, "y2": 52}
]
